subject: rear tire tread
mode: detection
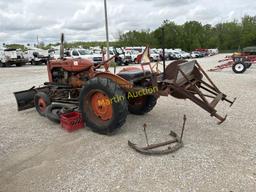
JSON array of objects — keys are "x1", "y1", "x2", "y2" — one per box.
[{"x1": 80, "y1": 77, "x2": 128, "y2": 134}]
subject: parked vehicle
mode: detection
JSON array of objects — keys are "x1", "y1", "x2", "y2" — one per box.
[
  {"x1": 125, "y1": 50, "x2": 141, "y2": 63},
  {"x1": 171, "y1": 51, "x2": 182, "y2": 59},
  {"x1": 208, "y1": 48, "x2": 219, "y2": 56},
  {"x1": 180, "y1": 51, "x2": 190, "y2": 59},
  {"x1": 195, "y1": 48, "x2": 208, "y2": 57},
  {"x1": 109, "y1": 47, "x2": 131, "y2": 65},
  {"x1": 24, "y1": 48, "x2": 49, "y2": 65},
  {"x1": 125, "y1": 46, "x2": 145, "y2": 53},
  {"x1": 69, "y1": 49, "x2": 102, "y2": 65},
  {"x1": 49, "y1": 49, "x2": 70, "y2": 60},
  {"x1": 191, "y1": 51, "x2": 203, "y2": 58},
  {"x1": 0, "y1": 48, "x2": 27, "y2": 67},
  {"x1": 162, "y1": 49, "x2": 173, "y2": 60},
  {"x1": 150, "y1": 49, "x2": 160, "y2": 61}
]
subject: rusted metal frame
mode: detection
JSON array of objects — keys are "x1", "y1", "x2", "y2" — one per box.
[
  {"x1": 51, "y1": 99, "x2": 79, "y2": 105},
  {"x1": 128, "y1": 141, "x2": 183, "y2": 155},
  {"x1": 150, "y1": 73, "x2": 158, "y2": 91},
  {"x1": 185, "y1": 90, "x2": 198, "y2": 94},
  {"x1": 168, "y1": 83, "x2": 224, "y2": 120},
  {"x1": 128, "y1": 116, "x2": 186, "y2": 155},
  {"x1": 210, "y1": 93, "x2": 224, "y2": 108},
  {"x1": 208, "y1": 62, "x2": 234, "y2": 72},
  {"x1": 140, "y1": 139, "x2": 178, "y2": 150},
  {"x1": 180, "y1": 115, "x2": 187, "y2": 141},
  {"x1": 186, "y1": 91, "x2": 216, "y2": 100},
  {"x1": 198, "y1": 83, "x2": 235, "y2": 106},
  {"x1": 195, "y1": 61, "x2": 220, "y2": 92},
  {"x1": 178, "y1": 68, "x2": 209, "y2": 105},
  {"x1": 186, "y1": 88, "x2": 217, "y2": 99},
  {"x1": 172, "y1": 82, "x2": 226, "y2": 123},
  {"x1": 198, "y1": 80, "x2": 221, "y2": 94},
  {"x1": 184, "y1": 79, "x2": 197, "y2": 90},
  {"x1": 199, "y1": 83, "x2": 219, "y2": 96},
  {"x1": 141, "y1": 62, "x2": 153, "y2": 75},
  {"x1": 200, "y1": 94, "x2": 216, "y2": 99}
]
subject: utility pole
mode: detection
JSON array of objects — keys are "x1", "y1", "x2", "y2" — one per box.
[
  {"x1": 161, "y1": 27, "x2": 166, "y2": 78},
  {"x1": 37, "y1": 35, "x2": 39, "y2": 47},
  {"x1": 104, "y1": 0, "x2": 110, "y2": 59}
]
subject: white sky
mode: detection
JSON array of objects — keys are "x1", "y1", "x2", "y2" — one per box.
[{"x1": 0, "y1": 0, "x2": 255, "y2": 44}]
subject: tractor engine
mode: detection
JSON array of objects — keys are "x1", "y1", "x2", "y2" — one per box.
[{"x1": 51, "y1": 68, "x2": 88, "y2": 88}]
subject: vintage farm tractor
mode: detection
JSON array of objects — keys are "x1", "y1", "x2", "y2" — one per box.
[{"x1": 14, "y1": 34, "x2": 235, "y2": 135}]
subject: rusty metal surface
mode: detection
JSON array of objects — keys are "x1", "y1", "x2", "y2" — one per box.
[
  {"x1": 160, "y1": 60, "x2": 236, "y2": 124},
  {"x1": 94, "y1": 71, "x2": 133, "y2": 89},
  {"x1": 128, "y1": 115, "x2": 186, "y2": 155}
]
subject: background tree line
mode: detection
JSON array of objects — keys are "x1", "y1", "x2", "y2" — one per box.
[
  {"x1": 118, "y1": 15, "x2": 256, "y2": 52},
  {"x1": 4, "y1": 15, "x2": 256, "y2": 52}
]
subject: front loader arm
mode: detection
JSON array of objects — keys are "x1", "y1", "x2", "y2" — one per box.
[{"x1": 162, "y1": 60, "x2": 236, "y2": 124}]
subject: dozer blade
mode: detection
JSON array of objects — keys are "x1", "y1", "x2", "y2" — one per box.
[
  {"x1": 14, "y1": 86, "x2": 49, "y2": 111},
  {"x1": 163, "y1": 60, "x2": 236, "y2": 124}
]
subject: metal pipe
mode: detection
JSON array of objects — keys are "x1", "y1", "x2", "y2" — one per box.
[
  {"x1": 104, "y1": 0, "x2": 110, "y2": 60},
  {"x1": 60, "y1": 33, "x2": 64, "y2": 59},
  {"x1": 161, "y1": 28, "x2": 166, "y2": 78},
  {"x1": 143, "y1": 123, "x2": 149, "y2": 147}
]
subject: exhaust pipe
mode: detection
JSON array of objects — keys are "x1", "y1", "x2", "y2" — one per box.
[{"x1": 60, "y1": 33, "x2": 64, "y2": 59}]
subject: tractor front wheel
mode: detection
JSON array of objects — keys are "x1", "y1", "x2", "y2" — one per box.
[
  {"x1": 34, "y1": 92, "x2": 51, "y2": 116},
  {"x1": 79, "y1": 77, "x2": 128, "y2": 134},
  {"x1": 128, "y1": 95, "x2": 157, "y2": 115}
]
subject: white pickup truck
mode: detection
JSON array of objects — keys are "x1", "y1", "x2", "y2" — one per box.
[
  {"x1": 0, "y1": 48, "x2": 27, "y2": 67},
  {"x1": 69, "y1": 49, "x2": 102, "y2": 65}
]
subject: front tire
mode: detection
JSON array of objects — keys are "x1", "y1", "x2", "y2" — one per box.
[
  {"x1": 34, "y1": 92, "x2": 51, "y2": 116},
  {"x1": 232, "y1": 63, "x2": 246, "y2": 73},
  {"x1": 79, "y1": 77, "x2": 128, "y2": 134},
  {"x1": 46, "y1": 104, "x2": 67, "y2": 123}
]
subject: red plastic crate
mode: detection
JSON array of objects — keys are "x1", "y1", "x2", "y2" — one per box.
[{"x1": 60, "y1": 112, "x2": 84, "y2": 132}]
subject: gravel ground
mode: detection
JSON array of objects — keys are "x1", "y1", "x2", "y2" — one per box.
[{"x1": 0, "y1": 54, "x2": 255, "y2": 192}]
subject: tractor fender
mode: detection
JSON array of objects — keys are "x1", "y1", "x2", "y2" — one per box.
[{"x1": 94, "y1": 72, "x2": 133, "y2": 89}]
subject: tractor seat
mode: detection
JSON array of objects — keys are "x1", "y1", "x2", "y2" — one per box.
[{"x1": 117, "y1": 70, "x2": 151, "y2": 81}]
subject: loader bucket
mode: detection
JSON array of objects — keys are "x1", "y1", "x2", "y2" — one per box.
[
  {"x1": 163, "y1": 60, "x2": 236, "y2": 124},
  {"x1": 14, "y1": 87, "x2": 49, "y2": 111}
]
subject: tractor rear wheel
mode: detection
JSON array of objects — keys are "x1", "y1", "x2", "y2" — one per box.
[
  {"x1": 79, "y1": 77, "x2": 128, "y2": 134},
  {"x1": 34, "y1": 92, "x2": 51, "y2": 116},
  {"x1": 128, "y1": 95, "x2": 157, "y2": 115}
]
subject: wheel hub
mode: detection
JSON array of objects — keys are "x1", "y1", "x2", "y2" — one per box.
[
  {"x1": 235, "y1": 64, "x2": 244, "y2": 72},
  {"x1": 91, "y1": 92, "x2": 113, "y2": 121},
  {"x1": 38, "y1": 98, "x2": 47, "y2": 112}
]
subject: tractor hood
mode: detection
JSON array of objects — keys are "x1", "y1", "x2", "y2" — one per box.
[{"x1": 48, "y1": 58, "x2": 93, "y2": 72}]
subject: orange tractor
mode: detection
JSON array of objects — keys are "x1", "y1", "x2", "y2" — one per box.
[{"x1": 14, "y1": 34, "x2": 235, "y2": 134}]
